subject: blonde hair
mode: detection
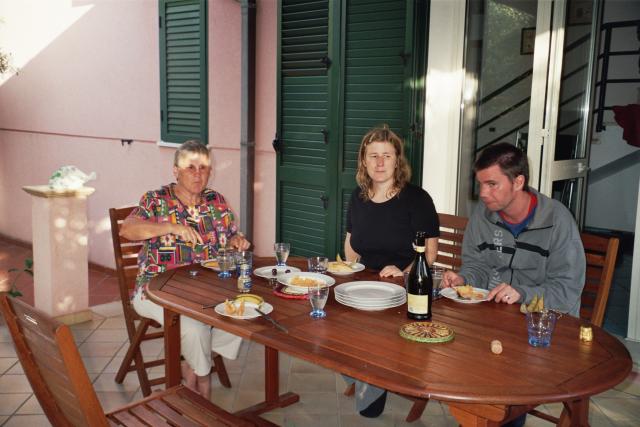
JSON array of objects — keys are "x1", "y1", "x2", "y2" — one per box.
[
  {"x1": 355, "y1": 124, "x2": 411, "y2": 201},
  {"x1": 174, "y1": 140, "x2": 210, "y2": 167}
]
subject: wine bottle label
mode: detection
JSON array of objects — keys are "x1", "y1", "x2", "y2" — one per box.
[
  {"x1": 414, "y1": 246, "x2": 425, "y2": 253},
  {"x1": 407, "y1": 294, "x2": 430, "y2": 314}
]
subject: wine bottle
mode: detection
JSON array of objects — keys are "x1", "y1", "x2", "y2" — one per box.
[{"x1": 407, "y1": 231, "x2": 433, "y2": 321}]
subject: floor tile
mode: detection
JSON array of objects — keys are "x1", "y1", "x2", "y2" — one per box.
[
  {"x1": 92, "y1": 372, "x2": 141, "y2": 393},
  {"x1": 0, "y1": 342, "x2": 17, "y2": 357},
  {"x1": 0, "y1": 374, "x2": 33, "y2": 393},
  {"x1": 282, "y1": 391, "x2": 338, "y2": 415},
  {"x1": 0, "y1": 357, "x2": 17, "y2": 374},
  {"x1": 81, "y1": 356, "x2": 112, "y2": 373},
  {"x1": 78, "y1": 341, "x2": 123, "y2": 357},
  {"x1": 95, "y1": 391, "x2": 138, "y2": 413},
  {"x1": 2, "y1": 414, "x2": 52, "y2": 426},
  {"x1": 6, "y1": 362, "x2": 23, "y2": 375},
  {"x1": 0, "y1": 326, "x2": 11, "y2": 342},
  {"x1": 84, "y1": 328, "x2": 128, "y2": 343},
  {"x1": 0, "y1": 393, "x2": 30, "y2": 415},
  {"x1": 98, "y1": 316, "x2": 127, "y2": 330},
  {"x1": 287, "y1": 372, "x2": 337, "y2": 393},
  {"x1": 15, "y1": 394, "x2": 43, "y2": 415}
]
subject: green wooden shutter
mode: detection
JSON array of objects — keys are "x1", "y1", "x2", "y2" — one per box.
[
  {"x1": 336, "y1": 0, "x2": 419, "y2": 250},
  {"x1": 159, "y1": 0, "x2": 208, "y2": 144},
  {"x1": 276, "y1": 0, "x2": 333, "y2": 257}
]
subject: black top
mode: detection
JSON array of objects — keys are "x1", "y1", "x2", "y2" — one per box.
[{"x1": 347, "y1": 184, "x2": 439, "y2": 270}]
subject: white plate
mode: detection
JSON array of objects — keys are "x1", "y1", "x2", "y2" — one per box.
[
  {"x1": 335, "y1": 294, "x2": 406, "y2": 308},
  {"x1": 335, "y1": 296, "x2": 405, "y2": 311},
  {"x1": 254, "y1": 265, "x2": 301, "y2": 279},
  {"x1": 214, "y1": 301, "x2": 274, "y2": 320},
  {"x1": 277, "y1": 272, "x2": 336, "y2": 290},
  {"x1": 440, "y1": 287, "x2": 489, "y2": 304},
  {"x1": 327, "y1": 262, "x2": 366, "y2": 276},
  {"x1": 201, "y1": 259, "x2": 221, "y2": 272},
  {"x1": 280, "y1": 286, "x2": 309, "y2": 296},
  {"x1": 334, "y1": 281, "x2": 405, "y2": 301}
]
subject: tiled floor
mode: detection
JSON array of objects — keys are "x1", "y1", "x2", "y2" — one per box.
[{"x1": 1, "y1": 238, "x2": 640, "y2": 426}]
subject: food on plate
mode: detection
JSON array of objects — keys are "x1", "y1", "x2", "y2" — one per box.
[
  {"x1": 328, "y1": 261, "x2": 352, "y2": 273},
  {"x1": 289, "y1": 276, "x2": 323, "y2": 287},
  {"x1": 491, "y1": 339, "x2": 503, "y2": 354},
  {"x1": 223, "y1": 297, "x2": 252, "y2": 316},
  {"x1": 202, "y1": 260, "x2": 219, "y2": 269},
  {"x1": 234, "y1": 294, "x2": 263, "y2": 307},
  {"x1": 223, "y1": 299, "x2": 236, "y2": 315},
  {"x1": 454, "y1": 285, "x2": 485, "y2": 300}
]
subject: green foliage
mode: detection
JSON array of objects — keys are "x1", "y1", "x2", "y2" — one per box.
[{"x1": 6, "y1": 258, "x2": 33, "y2": 298}]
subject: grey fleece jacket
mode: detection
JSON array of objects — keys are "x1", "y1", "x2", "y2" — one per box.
[{"x1": 459, "y1": 189, "x2": 585, "y2": 317}]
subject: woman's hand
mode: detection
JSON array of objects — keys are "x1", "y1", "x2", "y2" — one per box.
[
  {"x1": 228, "y1": 233, "x2": 251, "y2": 251},
  {"x1": 379, "y1": 265, "x2": 403, "y2": 277},
  {"x1": 170, "y1": 224, "x2": 203, "y2": 245}
]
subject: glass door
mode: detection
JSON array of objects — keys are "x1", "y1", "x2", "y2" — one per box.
[
  {"x1": 459, "y1": 0, "x2": 599, "y2": 224},
  {"x1": 528, "y1": 0, "x2": 600, "y2": 223}
]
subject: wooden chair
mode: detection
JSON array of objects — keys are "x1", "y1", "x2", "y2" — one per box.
[
  {"x1": 109, "y1": 207, "x2": 230, "y2": 397},
  {"x1": 0, "y1": 294, "x2": 252, "y2": 427},
  {"x1": 344, "y1": 213, "x2": 470, "y2": 422},
  {"x1": 529, "y1": 232, "x2": 620, "y2": 425}
]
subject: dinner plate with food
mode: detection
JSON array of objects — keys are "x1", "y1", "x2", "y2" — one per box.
[
  {"x1": 327, "y1": 260, "x2": 365, "y2": 275},
  {"x1": 200, "y1": 259, "x2": 221, "y2": 271},
  {"x1": 440, "y1": 285, "x2": 489, "y2": 303},
  {"x1": 277, "y1": 272, "x2": 336, "y2": 291},
  {"x1": 214, "y1": 294, "x2": 273, "y2": 320},
  {"x1": 254, "y1": 265, "x2": 301, "y2": 279}
]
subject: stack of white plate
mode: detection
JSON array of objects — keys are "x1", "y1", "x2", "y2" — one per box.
[{"x1": 334, "y1": 281, "x2": 406, "y2": 311}]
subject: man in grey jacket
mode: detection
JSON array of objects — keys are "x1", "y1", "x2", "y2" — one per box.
[{"x1": 442, "y1": 142, "x2": 585, "y2": 316}]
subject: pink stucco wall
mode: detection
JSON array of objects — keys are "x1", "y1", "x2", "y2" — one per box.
[{"x1": 0, "y1": 0, "x2": 277, "y2": 268}]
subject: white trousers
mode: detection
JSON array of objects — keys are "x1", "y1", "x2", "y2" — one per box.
[{"x1": 132, "y1": 291, "x2": 242, "y2": 377}]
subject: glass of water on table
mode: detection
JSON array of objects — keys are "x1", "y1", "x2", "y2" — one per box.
[
  {"x1": 274, "y1": 242, "x2": 291, "y2": 267},
  {"x1": 309, "y1": 283, "x2": 329, "y2": 318}
]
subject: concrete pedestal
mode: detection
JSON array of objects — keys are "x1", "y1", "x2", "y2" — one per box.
[{"x1": 22, "y1": 185, "x2": 95, "y2": 324}]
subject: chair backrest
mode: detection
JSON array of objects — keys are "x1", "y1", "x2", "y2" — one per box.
[
  {"x1": 109, "y1": 207, "x2": 142, "y2": 305},
  {"x1": 435, "y1": 213, "x2": 468, "y2": 271},
  {"x1": 0, "y1": 294, "x2": 109, "y2": 426},
  {"x1": 580, "y1": 232, "x2": 619, "y2": 327}
]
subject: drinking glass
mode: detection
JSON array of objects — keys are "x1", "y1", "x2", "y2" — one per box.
[
  {"x1": 309, "y1": 284, "x2": 329, "y2": 318},
  {"x1": 307, "y1": 256, "x2": 328, "y2": 273},
  {"x1": 274, "y1": 243, "x2": 291, "y2": 267},
  {"x1": 430, "y1": 266, "x2": 445, "y2": 299},
  {"x1": 526, "y1": 310, "x2": 557, "y2": 347},
  {"x1": 217, "y1": 251, "x2": 235, "y2": 279},
  {"x1": 235, "y1": 250, "x2": 253, "y2": 275}
]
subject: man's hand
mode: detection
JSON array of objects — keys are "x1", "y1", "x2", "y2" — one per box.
[
  {"x1": 379, "y1": 265, "x2": 403, "y2": 278},
  {"x1": 441, "y1": 270, "x2": 464, "y2": 288},
  {"x1": 228, "y1": 233, "x2": 251, "y2": 251},
  {"x1": 487, "y1": 283, "x2": 521, "y2": 304},
  {"x1": 170, "y1": 224, "x2": 203, "y2": 245}
]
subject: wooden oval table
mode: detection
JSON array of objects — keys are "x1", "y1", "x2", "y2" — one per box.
[{"x1": 146, "y1": 257, "x2": 632, "y2": 426}]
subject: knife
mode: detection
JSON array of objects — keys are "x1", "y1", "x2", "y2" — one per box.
[{"x1": 255, "y1": 308, "x2": 288, "y2": 333}]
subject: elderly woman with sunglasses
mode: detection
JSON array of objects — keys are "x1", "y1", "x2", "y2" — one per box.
[{"x1": 120, "y1": 140, "x2": 250, "y2": 399}]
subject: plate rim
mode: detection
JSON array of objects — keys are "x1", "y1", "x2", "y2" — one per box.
[
  {"x1": 277, "y1": 272, "x2": 336, "y2": 288},
  {"x1": 253, "y1": 265, "x2": 301, "y2": 279},
  {"x1": 327, "y1": 262, "x2": 365, "y2": 275},
  {"x1": 214, "y1": 301, "x2": 274, "y2": 320},
  {"x1": 440, "y1": 286, "x2": 489, "y2": 303}
]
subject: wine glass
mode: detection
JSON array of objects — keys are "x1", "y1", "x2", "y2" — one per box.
[
  {"x1": 274, "y1": 242, "x2": 291, "y2": 267},
  {"x1": 309, "y1": 284, "x2": 329, "y2": 318},
  {"x1": 307, "y1": 256, "x2": 328, "y2": 273}
]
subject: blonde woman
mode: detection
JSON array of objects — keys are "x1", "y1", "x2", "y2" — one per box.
[
  {"x1": 345, "y1": 124, "x2": 439, "y2": 277},
  {"x1": 343, "y1": 125, "x2": 439, "y2": 418}
]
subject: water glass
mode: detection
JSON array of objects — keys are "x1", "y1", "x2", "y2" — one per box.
[
  {"x1": 307, "y1": 256, "x2": 329, "y2": 273},
  {"x1": 235, "y1": 250, "x2": 253, "y2": 275},
  {"x1": 526, "y1": 310, "x2": 558, "y2": 347},
  {"x1": 430, "y1": 266, "x2": 445, "y2": 299},
  {"x1": 309, "y1": 284, "x2": 329, "y2": 318},
  {"x1": 274, "y1": 242, "x2": 291, "y2": 267},
  {"x1": 217, "y1": 251, "x2": 235, "y2": 279}
]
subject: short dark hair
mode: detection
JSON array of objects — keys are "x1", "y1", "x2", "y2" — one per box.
[{"x1": 474, "y1": 142, "x2": 529, "y2": 188}]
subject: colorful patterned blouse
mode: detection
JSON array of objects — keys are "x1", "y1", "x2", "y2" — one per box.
[{"x1": 129, "y1": 184, "x2": 238, "y2": 294}]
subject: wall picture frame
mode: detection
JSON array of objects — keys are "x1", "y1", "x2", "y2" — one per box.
[{"x1": 520, "y1": 27, "x2": 535, "y2": 55}]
